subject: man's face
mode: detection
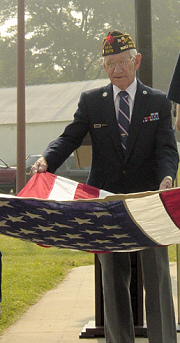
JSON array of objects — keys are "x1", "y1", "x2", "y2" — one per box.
[{"x1": 103, "y1": 50, "x2": 141, "y2": 90}]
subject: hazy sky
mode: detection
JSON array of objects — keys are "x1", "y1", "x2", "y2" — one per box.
[{"x1": 0, "y1": 17, "x2": 17, "y2": 36}]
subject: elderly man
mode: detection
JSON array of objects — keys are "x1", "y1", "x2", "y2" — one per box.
[{"x1": 31, "y1": 30, "x2": 178, "y2": 343}]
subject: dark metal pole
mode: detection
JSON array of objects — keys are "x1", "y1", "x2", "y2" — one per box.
[
  {"x1": 135, "y1": 0, "x2": 153, "y2": 87},
  {"x1": 131, "y1": 0, "x2": 153, "y2": 333},
  {"x1": 17, "y1": 0, "x2": 26, "y2": 193}
]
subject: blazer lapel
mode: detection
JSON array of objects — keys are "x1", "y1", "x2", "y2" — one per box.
[
  {"x1": 124, "y1": 80, "x2": 149, "y2": 164},
  {"x1": 101, "y1": 83, "x2": 124, "y2": 161}
]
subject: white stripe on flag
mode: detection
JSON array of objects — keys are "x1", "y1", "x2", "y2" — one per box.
[
  {"x1": 49, "y1": 176, "x2": 78, "y2": 201},
  {"x1": 49, "y1": 175, "x2": 112, "y2": 201},
  {"x1": 99, "y1": 189, "x2": 112, "y2": 198},
  {"x1": 126, "y1": 193, "x2": 180, "y2": 245}
]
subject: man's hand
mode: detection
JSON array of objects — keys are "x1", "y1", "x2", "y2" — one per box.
[
  {"x1": 30, "y1": 156, "x2": 48, "y2": 177},
  {"x1": 159, "y1": 176, "x2": 172, "y2": 190}
]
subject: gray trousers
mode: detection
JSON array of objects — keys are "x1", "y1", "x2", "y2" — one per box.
[{"x1": 98, "y1": 247, "x2": 177, "y2": 343}]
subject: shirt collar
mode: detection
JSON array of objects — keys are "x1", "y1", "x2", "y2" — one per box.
[{"x1": 113, "y1": 78, "x2": 137, "y2": 102}]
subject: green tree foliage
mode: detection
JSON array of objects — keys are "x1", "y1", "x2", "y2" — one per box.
[
  {"x1": 0, "y1": 37, "x2": 16, "y2": 87},
  {"x1": 24, "y1": 0, "x2": 135, "y2": 82},
  {"x1": 0, "y1": 0, "x2": 135, "y2": 85},
  {"x1": 0, "y1": 0, "x2": 179, "y2": 91}
]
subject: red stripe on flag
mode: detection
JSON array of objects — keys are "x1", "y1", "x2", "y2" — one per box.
[
  {"x1": 17, "y1": 172, "x2": 58, "y2": 248},
  {"x1": 160, "y1": 188, "x2": 180, "y2": 228},
  {"x1": 18, "y1": 172, "x2": 57, "y2": 199},
  {"x1": 74, "y1": 182, "x2": 100, "y2": 200}
]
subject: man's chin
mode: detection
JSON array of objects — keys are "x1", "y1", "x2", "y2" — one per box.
[{"x1": 113, "y1": 78, "x2": 127, "y2": 89}]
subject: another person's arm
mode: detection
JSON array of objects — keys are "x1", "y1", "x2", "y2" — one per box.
[{"x1": 156, "y1": 95, "x2": 179, "y2": 190}]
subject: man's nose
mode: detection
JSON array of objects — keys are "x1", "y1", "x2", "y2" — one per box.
[{"x1": 114, "y1": 63, "x2": 123, "y2": 72}]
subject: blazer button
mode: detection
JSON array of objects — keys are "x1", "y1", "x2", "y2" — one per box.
[{"x1": 123, "y1": 170, "x2": 127, "y2": 175}]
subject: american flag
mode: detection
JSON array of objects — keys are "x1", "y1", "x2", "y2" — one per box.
[{"x1": 0, "y1": 172, "x2": 180, "y2": 252}]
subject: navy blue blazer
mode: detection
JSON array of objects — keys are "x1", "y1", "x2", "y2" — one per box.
[
  {"x1": 43, "y1": 79, "x2": 179, "y2": 194},
  {"x1": 168, "y1": 53, "x2": 180, "y2": 104}
]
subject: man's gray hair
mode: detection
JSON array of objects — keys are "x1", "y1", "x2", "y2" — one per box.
[{"x1": 129, "y1": 49, "x2": 138, "y2": 58}]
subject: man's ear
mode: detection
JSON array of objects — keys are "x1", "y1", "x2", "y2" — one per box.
[
  {"x1": 102, "y1": 58, "x2": 107, "y2": 72},
  {"x1": 135, "y1": 53, "x2": 142, "y2": 71}
]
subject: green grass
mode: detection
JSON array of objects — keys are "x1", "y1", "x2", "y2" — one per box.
[
  {"x1": 0, "y1": 234, "x2": 94, "y2": 334},
  {"x1": 168, "y1": 244, "x2": 177, "y2": 262}
]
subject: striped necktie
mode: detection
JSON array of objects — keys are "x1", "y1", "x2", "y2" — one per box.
[{"x1": 118, "y1": 91, "x2": 130, "y2": 150}]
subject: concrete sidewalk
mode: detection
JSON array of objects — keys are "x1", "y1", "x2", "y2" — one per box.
[{"x1": 0, "y1": 263, "x2": 180, "y2": 343}]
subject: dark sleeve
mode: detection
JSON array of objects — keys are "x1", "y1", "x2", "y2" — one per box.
[
  {"x1": 167, "y1": 53, "x2": 180, "y2": 104},
  {"x1": 155, "y1": 95, "x2": 179, "y2": 183}
]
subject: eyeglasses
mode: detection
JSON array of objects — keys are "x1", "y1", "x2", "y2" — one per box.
[{"x1": 104, "y1": 57, "x2": 135, "y2": 69}]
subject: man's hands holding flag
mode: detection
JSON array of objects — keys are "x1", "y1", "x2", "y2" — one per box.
[{"x1": 30, "y1": 157, "x2": 48, "y2": 177}]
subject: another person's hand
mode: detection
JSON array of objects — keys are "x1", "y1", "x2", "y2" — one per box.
[
  {"x1": 30, "y1": 156, "x2": 48, "y2": 177},
  {"x1": 159, "y1": 176, "x2": 172, "y2": 190}
]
